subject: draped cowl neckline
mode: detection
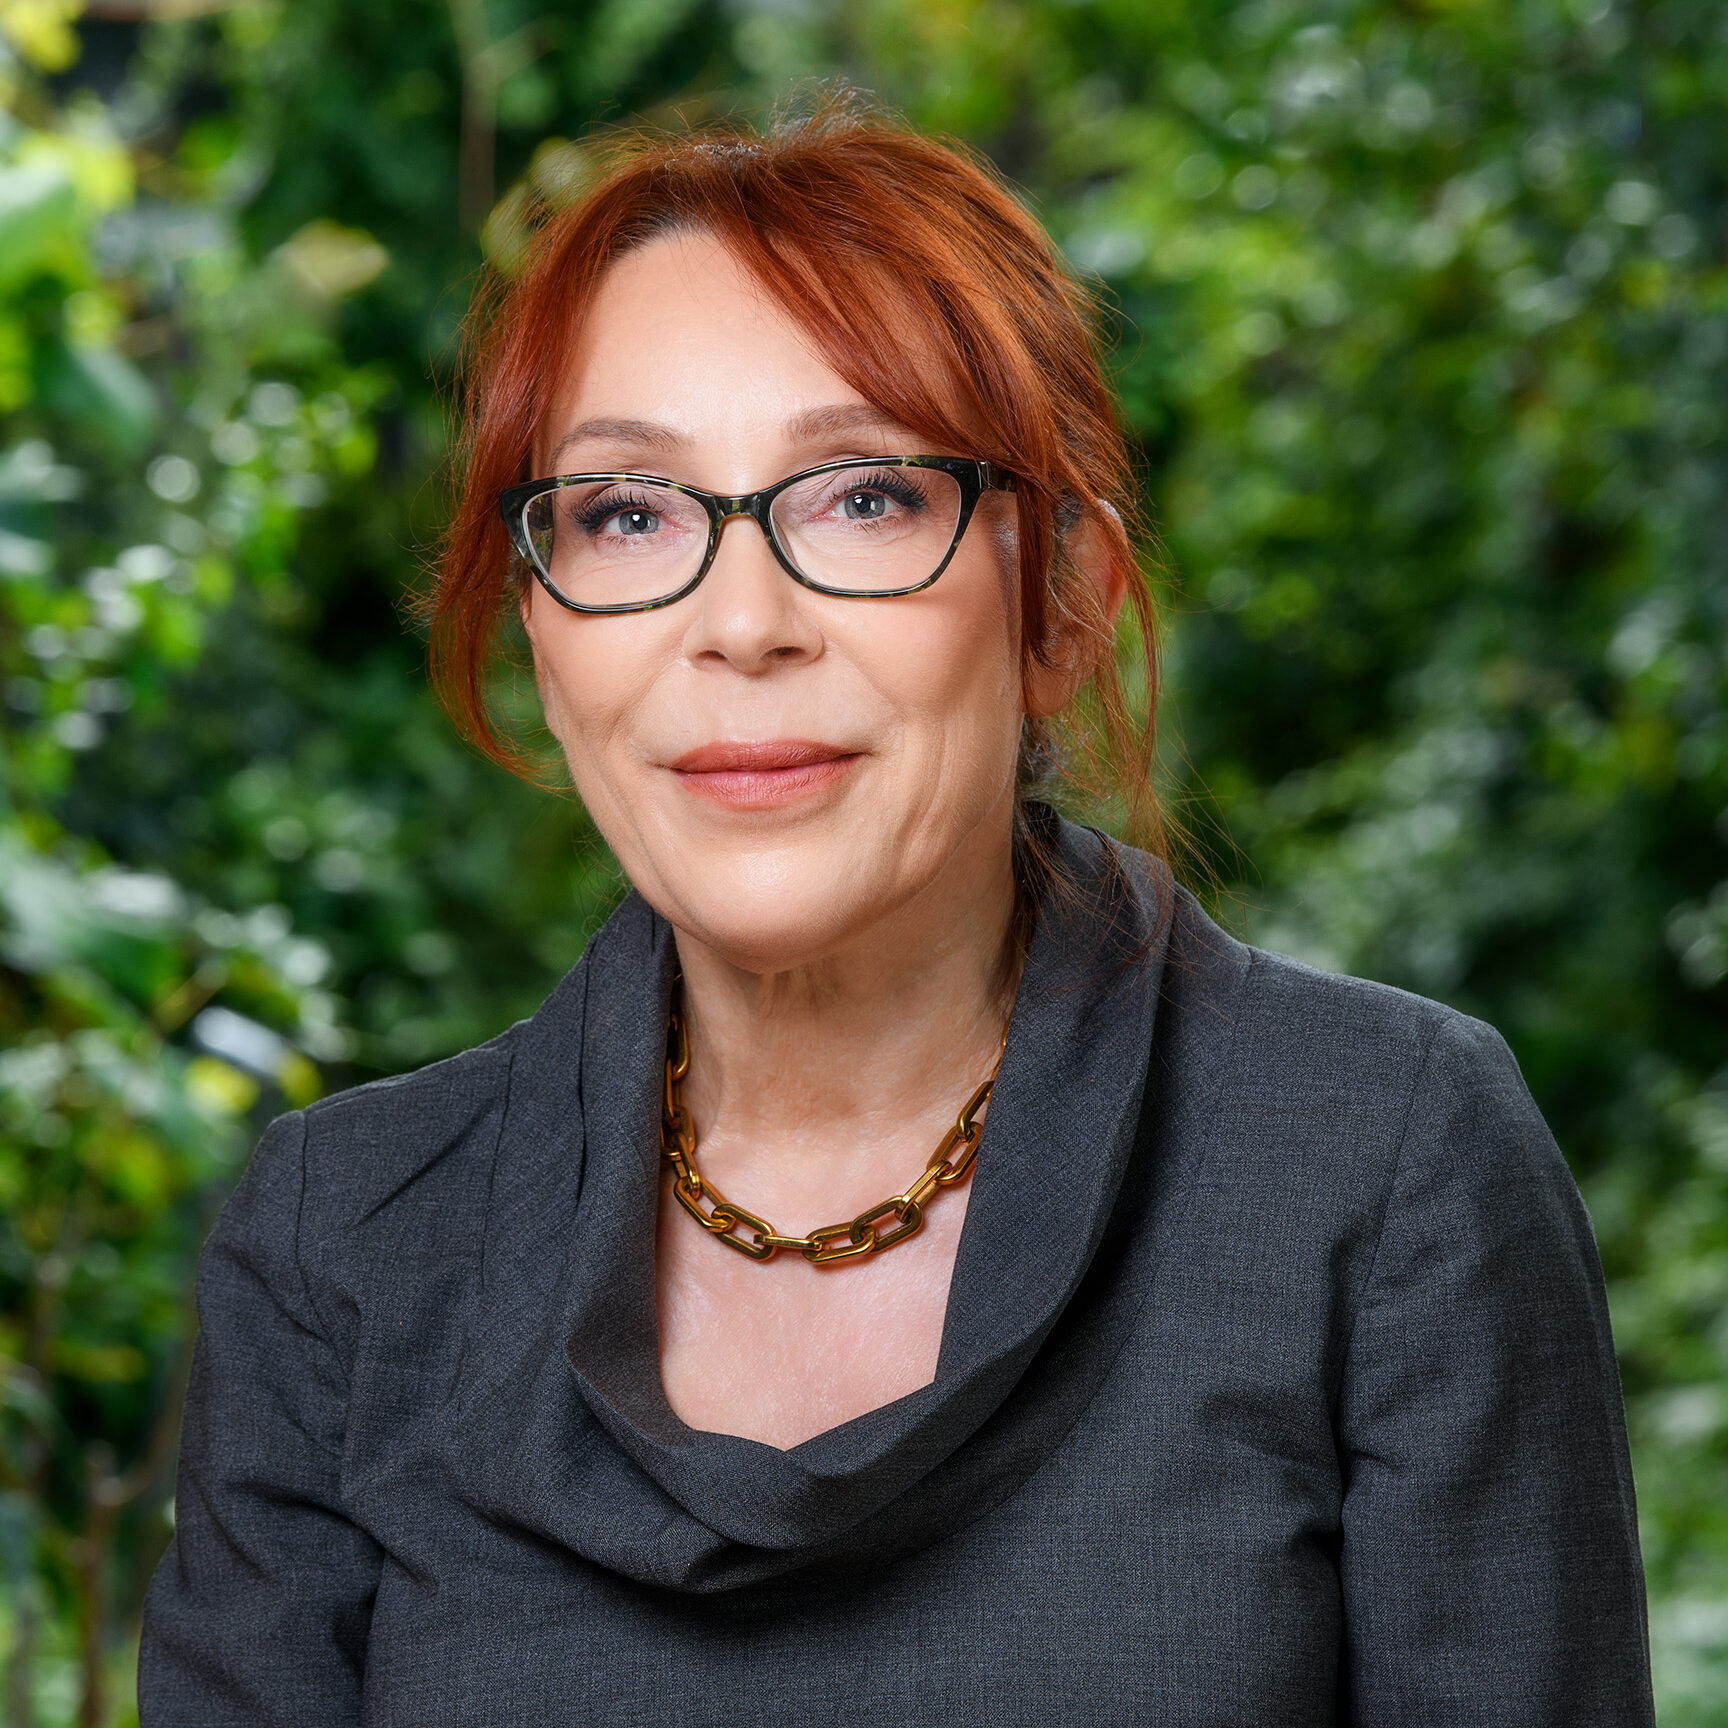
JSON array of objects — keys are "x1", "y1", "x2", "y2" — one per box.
[{"x1": 453, "y1": 815, "x2": 1173, "y2": 1594}]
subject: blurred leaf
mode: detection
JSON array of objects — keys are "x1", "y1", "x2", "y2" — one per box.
[{"x1": 0, "y1": 163, "x2": 78, "y2": 287}]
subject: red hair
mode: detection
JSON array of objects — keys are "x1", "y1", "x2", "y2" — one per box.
[{"x1": 432, "y1": 101, "x2": 1165, "y2": 859}]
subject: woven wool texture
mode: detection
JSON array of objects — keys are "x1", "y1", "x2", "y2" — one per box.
[{"x1": 141, "y1": 819, "x2": 1654, "y2": 1726}]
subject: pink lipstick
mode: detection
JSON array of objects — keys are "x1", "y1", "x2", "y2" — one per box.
[{"x1": 668, "y1": 739, "x2": 859, "y2": 809}]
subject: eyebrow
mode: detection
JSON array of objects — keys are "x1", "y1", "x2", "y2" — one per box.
[
  {"x1": 545, "y1": 403, "x2": 914, "y2": 471},
  {"x1": 546, "y1": 418, "x2": 685, "y2": 467},
  {"x1": 781, "y1": 403, "x2": 909, "y2": 443}
]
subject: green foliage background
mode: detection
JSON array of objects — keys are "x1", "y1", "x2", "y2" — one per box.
[{"x1": 1, "y1": 0, "x2": 1723, "y2": 1721}]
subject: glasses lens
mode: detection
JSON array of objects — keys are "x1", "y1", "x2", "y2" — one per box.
[
  {"x1": 522, "y1": 480, "x2": 710, "y2": 609},
  {"x1": 770, "y1": 463, "x2": 963, "y2": 594}
]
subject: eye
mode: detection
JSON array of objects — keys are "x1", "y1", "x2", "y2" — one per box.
[
  {"x1": 574, "y1": 494, "x2": 663, "y2": 537},
  {"x1": 841, "y1": 489, "x2": 890, "y2": 521},
  {"x1": 772, "y1": 466, "x2": 938, "y2": 550},
  {"x1": 823, "y1": 471, "x2": 927, "y2": 523}
]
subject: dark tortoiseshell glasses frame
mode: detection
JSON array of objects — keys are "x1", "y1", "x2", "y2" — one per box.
[{"x1": 498, "y1": 455, "x2": 1015, "y2": 616}]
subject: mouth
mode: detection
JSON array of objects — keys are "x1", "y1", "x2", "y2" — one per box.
[{"x1": 667, "y1": 739, "x2": 861, "y2": 809}]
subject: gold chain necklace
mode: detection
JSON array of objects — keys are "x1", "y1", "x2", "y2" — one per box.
[{"x1": 659, "y1": 999, "x2": 1003, "y2": 1266}]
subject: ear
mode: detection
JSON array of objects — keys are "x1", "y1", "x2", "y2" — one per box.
[{"x1": 1024, "y1": 505, "x2": 1129, "y2": 719}]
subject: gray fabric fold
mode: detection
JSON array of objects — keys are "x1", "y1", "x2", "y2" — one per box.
[
  {"x1": 464, "y1": 818, "x2": 1171, "y2": 1584},
  {"x1": 140, "y1": 813, "x2": 1655, "y2": 1726}
]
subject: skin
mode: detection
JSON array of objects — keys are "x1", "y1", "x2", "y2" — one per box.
[{"x1": 524, "y1": 231, "x2": 1122, "y2": 1450}]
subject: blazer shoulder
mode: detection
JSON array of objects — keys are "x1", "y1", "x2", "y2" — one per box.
[
  {"x1": 1164, "y1": 893, "x2": 1530, "y2": 1185},
  {"x1": 282, "y1": 928, "x2": 610, "y2": 1270},
  {"x1": 1170, "y1": 893, "x2": 1491, "y2": 1086},
  {"x1": 291, "y1": 1018, "x2": 525, "y2": 1249},
  {"x1": 1160, "y1": 901, "x2": 1569, "y2": 1349},
  {"x1": 1246, "y1": 940, "x2": 1484, "y2": 1058}
]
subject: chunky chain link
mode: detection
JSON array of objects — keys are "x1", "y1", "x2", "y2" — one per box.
[{"x1": 659, "y1": 1000, "x2": 1001, "y2": 1266}]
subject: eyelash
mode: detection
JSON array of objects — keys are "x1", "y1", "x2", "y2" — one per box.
[
  {"x1": 568, "y1": 468, "x2": 927, "y2": 533},
  {"x1": 573, "y1": 490, "x2": 659, "y2": 533},
  {"x1": 830, "y1": 470, "x2": 926, "y2": 511}
]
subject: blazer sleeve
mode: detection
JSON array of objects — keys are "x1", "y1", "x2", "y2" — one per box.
[
  {"x1": 140, "y1": 1110, "x2": 380, "y2": 1726},
  {"x1": 1335, "y1": 1012, "x2": 1654, "y2": 1727}
]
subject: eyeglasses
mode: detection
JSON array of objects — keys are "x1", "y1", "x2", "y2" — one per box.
[{"x1": 498, "y1": 456, "x2": 1014, "y2": 615}]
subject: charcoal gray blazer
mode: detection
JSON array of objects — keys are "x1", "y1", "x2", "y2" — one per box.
[{"x1": 140, "y1": 818, "x2": 1654, "y2": 1725}]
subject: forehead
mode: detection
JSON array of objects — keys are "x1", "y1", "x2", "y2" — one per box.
[{"x1": 545, "y1": 232, "x2": 869, "y2": 447}]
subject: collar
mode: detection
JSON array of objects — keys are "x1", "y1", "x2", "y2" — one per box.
[{"x1": 454, "y1": 812, "x2": 1174, "y2": 1591}]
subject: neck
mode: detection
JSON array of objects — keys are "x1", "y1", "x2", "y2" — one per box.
[{"x1": 670, "y1": 812, "x2": 1020, "y2": 1184}]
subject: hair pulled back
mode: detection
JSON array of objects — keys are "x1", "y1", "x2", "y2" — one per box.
[{"x1": 432, "y1": 98, "x2": 1165, "y2": 859}]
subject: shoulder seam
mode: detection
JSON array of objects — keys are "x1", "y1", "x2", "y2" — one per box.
[
  {"x1": 1338, "y1": 1011, "x2": 1451, "y2": 1378},
  {"x1": 284, "y1": 1108, "x2": 338, "y2": 1350},
  {"x1": 300, "y1": 1021, "x2": 522, "y2": 1122},
  {"x1": 478, "y1": 1028, "x2": 525, "y2": 1292}
]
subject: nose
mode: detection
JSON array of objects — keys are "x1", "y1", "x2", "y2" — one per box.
[{"x1": 679, "y1": 507, "x2": 823, "y2": 674}]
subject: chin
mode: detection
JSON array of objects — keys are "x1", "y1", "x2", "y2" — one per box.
[
  {"x1": 668, "y1": 896, "x2": 875, "y2": 976},
  {"x1": 643, "y1": 841, "x2": 899, "y2": 976}
]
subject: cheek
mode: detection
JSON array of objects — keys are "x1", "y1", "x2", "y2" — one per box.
[
  {"x1": 883, "y1": 544, "x2": 1023, "y2": 770},
  {"x1": 525, "y1": 592, "x2": 663, "y2": 783},
  {"x1": 803, "y1": 559, "x2": 1023, "y2": 870}
]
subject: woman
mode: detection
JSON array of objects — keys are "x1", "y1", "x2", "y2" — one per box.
[{"x1": 141, "y1": 108, "x2": 1654, "y2": 1725}]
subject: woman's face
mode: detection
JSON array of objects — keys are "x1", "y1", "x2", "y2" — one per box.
[{"x1": 524, "y1": 230, "x2": 1033, "y2": 975}]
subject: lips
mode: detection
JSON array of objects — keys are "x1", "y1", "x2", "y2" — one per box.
[{"x1": 668, "y1": 739, "x2": 859, "y2": 809}]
